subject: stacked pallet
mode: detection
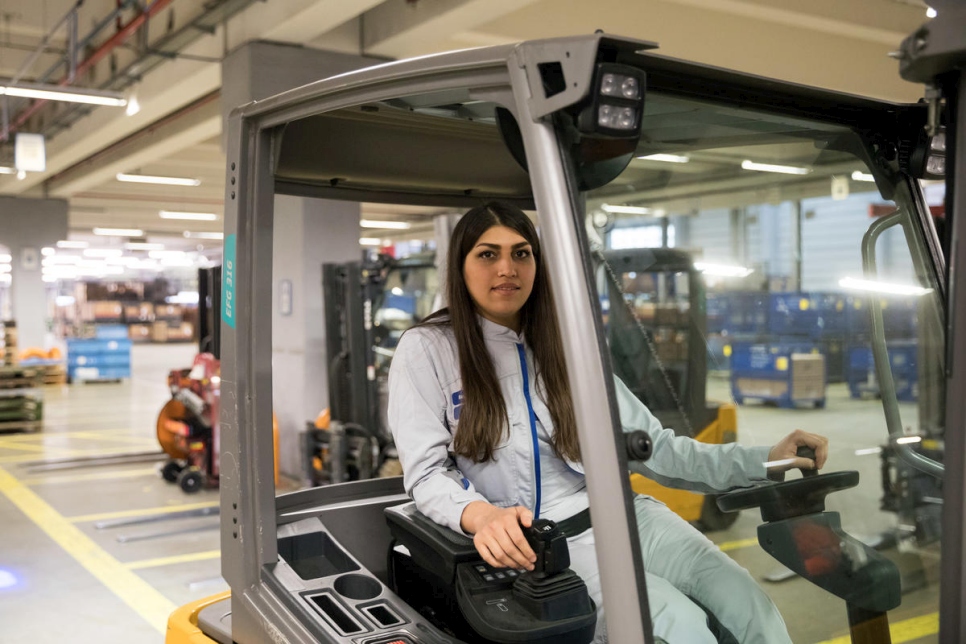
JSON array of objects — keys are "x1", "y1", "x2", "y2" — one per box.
[
  {"x1": 0, "y1": 365, "x2": 44, "y2": 433},
  {"x1": 1, "y1": 322, "x2": 17, "y2": 367}
]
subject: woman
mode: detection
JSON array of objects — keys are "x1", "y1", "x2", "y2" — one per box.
[{"x1": 387, "y1": 201, "x2": 827, "y2": 643}]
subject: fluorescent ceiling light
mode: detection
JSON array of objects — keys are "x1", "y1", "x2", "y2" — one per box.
[
  {"x1": 637, "y1": 153, "x2": 690, "y2": 163},
  {"x1": 0, "y1": 166, "x2": 14, "y2": 174},
  {"x1": 149, "y1": 250, "x2": 186, "y2": 259},
  {"x1": 83, "y1": 249, "x2": 123, "y2": 258},
  {"x1": 41, "y1": 247, "x2": 55, "y2": 256},
  {"x1": 694, "y1": 262, "x2": 754, "y2": 277},
  {"x1": 56, "y1": 240, "x2": 88, "y2": 249},
  {"x1": 0, "y1": 82, "x2": 127, "y2": 106},
  {"x1": 601, "y1": 204, "x2": 652, "y2": 215},
  {"x1": 166, "y1": 291, "x2": 200, "y2": 304},
  {"x1": 125, "y1": 92, "x2": 140, "y2": 116},
  {"x1": 0, "y1": 254, "x2": 11, "y2": 263},
  {"x1": 124, "y1": 242, "x2": 165, "y2": 250},
  {"x1": 360, "y1": 237, "x2": 387, "y2": 246},
  {"x1": 43, "y1": 255, "x2": 81, "y2": 265},
  {"x1": 851, "y1": 171, "x2": 875, "y2": 182},
  {"x1": 183, "y1": 231, "x2": 224, "y2": 240},
  {"x1": 360, "y1": 219, "x2": 411, "y2": 230},
  {"x1": 741, "y1": 160, "x2": 811, "y2": 175},
  {"x1": 117, "y1": 173, "x2": 200, "y2": 186},
  {"x1": 160, "y1": 210, "x2": 217, "y2": 221},
  {"x1": 93, "y1": 227, "x2": 143, "y2": 237},
  {"x1": 838, "y1": 276, "x2": 932, "y2": 296}
]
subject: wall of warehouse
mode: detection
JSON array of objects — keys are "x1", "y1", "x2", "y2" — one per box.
[{"x1": 665, "y1": 189, "x2": 918, "y2": 293}]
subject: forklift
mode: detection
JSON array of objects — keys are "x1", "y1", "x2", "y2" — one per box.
[
  {"x1": 304, "y1": 252, "x2": 437, "y2": 486},
  {"x1": 600, "y1": 248, "x2": 740, "y2": 530},
  {"x1": 156, "y1": 266, "x2": 279, "y2": 492},
  {"x1": 168, "y1": 21, "x2": 963, "y2": 644}
]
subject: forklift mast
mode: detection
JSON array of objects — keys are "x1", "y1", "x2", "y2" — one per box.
[{"x1": 600, "y1": 247, "x2": 714, "y2": 438}]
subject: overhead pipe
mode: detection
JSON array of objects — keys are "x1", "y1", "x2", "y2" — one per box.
[{"x1": 2, "y1": 0, "x2": 175, "y2": 140}]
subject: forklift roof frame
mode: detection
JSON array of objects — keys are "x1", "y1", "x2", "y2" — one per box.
[{"x1": 220, "y1": 30, "x2": 966, "y2": 643}]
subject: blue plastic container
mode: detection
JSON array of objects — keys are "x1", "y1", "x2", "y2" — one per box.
[
  {"x1": 730, "y1": 340, "x2": 826, "y2": 408},
  {"x1": 847, "y1": 340, "x2": 918, "y2": 402}
]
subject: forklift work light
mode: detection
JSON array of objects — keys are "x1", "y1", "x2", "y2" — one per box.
[
  {"x1": 578, "y1": 63, "x2": 646, "y2": 138},
  {"x1": 900, "y1": 125, "x2": 946, "y2": 180},
  {"x1": 600, "y1": 72, "x2": 641, "y2": 100}
]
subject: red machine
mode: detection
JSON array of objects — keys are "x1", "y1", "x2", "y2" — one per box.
[{"x1": 156, "y1": 352, "x2": 221, "y2": 493}]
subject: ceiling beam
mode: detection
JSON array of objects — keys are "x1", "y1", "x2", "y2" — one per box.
[
  {"x1": 259, "y1": 0, "x2": 385, "y2": 44},
  {"x1": 657, "y1": 0, "x2": 912, "y2": 46},
  {"x1": 361, "y1": 0, "x2": 539, "y2": 58},
  {"x1": 46, "y1": 93, "x2": 222, "y2": 197}
]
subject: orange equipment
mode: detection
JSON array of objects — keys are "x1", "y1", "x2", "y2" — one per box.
[{"x1": 157, "y1": 352, "x2": 280, "y2": 493}]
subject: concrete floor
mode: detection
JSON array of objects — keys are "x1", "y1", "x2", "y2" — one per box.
[{"x1": 0, "y1": 349, "x2": 941, "y2": 643}]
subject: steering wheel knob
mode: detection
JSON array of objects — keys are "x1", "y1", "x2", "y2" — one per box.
[{"x1": 797, "y1": 445, "x2": 818, "y2": 478}]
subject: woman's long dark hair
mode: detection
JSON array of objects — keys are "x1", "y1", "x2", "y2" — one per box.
[{"x1": 420, "y1": 201, "x2": 579, "y2": 463}]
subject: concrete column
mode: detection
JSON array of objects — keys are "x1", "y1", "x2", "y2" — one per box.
[
  {"x1": 222, "y1": 41, "x2": 383, "y2": 480},
  {"x1": 272, "y1": 196, "x2": 360, "y2": 476},
  {"x1": 0, "y1": 197, "x2": 68, "y2": 351}
]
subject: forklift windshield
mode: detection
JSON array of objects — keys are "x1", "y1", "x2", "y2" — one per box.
[{"x1": 211, "y1": 33, "x2": 955, "y2": 644}]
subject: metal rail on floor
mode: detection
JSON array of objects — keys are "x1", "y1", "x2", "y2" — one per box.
[{"x1": 20, "y1": 450, "x2": 166, "y2": 472}]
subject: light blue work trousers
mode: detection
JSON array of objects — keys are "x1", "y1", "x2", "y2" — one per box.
[{"x1": 567, "y1": 495, "x2": 792, "y2": 644}]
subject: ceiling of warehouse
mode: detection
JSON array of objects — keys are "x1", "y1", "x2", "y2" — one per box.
[{"x1": 0, "y1": 0, "x2": 937, "y2": 262}]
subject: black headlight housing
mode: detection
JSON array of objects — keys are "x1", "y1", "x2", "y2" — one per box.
[{"x1": 576, "y1": 63, "x2": 646, "y2": 139}]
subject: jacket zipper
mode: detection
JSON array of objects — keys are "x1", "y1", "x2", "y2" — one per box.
[{"x1": 516, "y1": 343, "x2": 541, "y2": 518}]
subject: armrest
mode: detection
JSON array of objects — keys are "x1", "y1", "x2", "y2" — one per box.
[{"x1": 385, "y1": 502, "x2": 480, "y2": 585}]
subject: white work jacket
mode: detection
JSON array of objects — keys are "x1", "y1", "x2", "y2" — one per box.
[{"x1": 387, "y1": 315, "x2": 772, "y2": 535}]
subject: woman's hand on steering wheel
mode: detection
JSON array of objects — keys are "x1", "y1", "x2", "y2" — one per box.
[
  {"x1": 462, "y1": 502, "x2": 537, "y2": 571},
  {"x1": 766, "y1": 429, "x2": 829, "y2": 480}
]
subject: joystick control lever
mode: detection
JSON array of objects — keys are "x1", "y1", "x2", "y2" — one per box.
[
  {"x1": 797, "y1": 445, "x2": 818, "y2": 478},
  {"x1": 524, "y1": 519, "x2": 570, "y2": 578}
]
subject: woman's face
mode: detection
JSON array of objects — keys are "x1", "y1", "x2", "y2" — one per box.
[{"x1": 462, "y1": 225, "x2": 536, "y2": 332}]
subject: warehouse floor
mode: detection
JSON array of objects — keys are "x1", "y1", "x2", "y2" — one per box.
[{"x1": 0, "y1": 347, "x2": 940, "y2": 643}]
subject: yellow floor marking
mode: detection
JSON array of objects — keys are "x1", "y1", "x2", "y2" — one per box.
[
  {"x1": 815, "y1": 611, "x2": 938, "y2": 644},
  {"x1": 21, "y1": 466, "x2": 159, "y2": 486},
  {"x1": 0, "y1": 442, "x2": 47, "y2": 453},
  {"x1": 0, "y1": 464, "x2": 174, "y2": 634},
  {"x1": 716, "y1": 537, "x2": 760, "y2": 552},
  {"x1": 70, "y1": 501, "x2": 219, "y2": 524},
  {"x1": 127, "y1": 550, "x2": 221, "y2": 570}
]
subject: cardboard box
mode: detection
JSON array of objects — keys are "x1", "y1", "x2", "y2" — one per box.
[
  {"x1": 735, "y1": 377, "x2": 789, "y2": 400},
  {"x1": 151, "y1": 321, "x2": 169, "y2": 342},
  {"x1": 791, "y1": 353, "x2": 826, "y2": 400},
  {"x1": 91, "y1": 301, "x2": 123, "y2": 321},
  {"x1": 128, "y1": 324, "x2": 151, "y2": 342},
  {"x1": 123, "y1": 303, "x2": 154, "y2": 323},
  {"x1": 154, "y1": 304, "x2": 182, "y2": 320}
]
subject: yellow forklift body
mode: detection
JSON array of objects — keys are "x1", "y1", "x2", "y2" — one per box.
[
  {"x1": 630, "y1": 404, "x2": 738, "y2": 522},
  {"x1": 165, "y1": 591, "x2": 230, "y2": 644}
]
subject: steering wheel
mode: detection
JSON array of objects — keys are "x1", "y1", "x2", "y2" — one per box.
[{"x1": 717, "y1": 447, "x2": 859, "y2": 522}]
